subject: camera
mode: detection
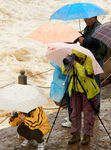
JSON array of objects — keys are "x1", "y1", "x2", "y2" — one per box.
[
  {"x1": 11, "y1": 112, "x2": 18, "y2": 119},
  {"x1": 63, "y1": 54, "x2": 76, "y2": 70}
]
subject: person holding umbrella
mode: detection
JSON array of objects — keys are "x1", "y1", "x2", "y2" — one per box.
[
  {"x1": 8, "y1": 106, "x2": 50, "y2": 150},
  {"x1": 78, "y1": 16, "x2": 108, "y2": 113}
]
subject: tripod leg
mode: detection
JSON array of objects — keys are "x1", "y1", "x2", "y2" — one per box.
[
  {"x1": 76, "y1": 74, "x2": 111, "y2": 140},
  {"x1": 46, "y1": 75, "x2": 73, "y2": 144},
  {"x1": 72, "y1": 67, "x2": 80, "y2": 136}
]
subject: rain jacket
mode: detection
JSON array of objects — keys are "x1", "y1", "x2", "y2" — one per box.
[
  {"x1": 61, "y1": 49, "x2": 100, "y2": 99},
  {"x1": 82, "y1": 21, "x2": 107, "y2": 61},
  {"x1": 9, "y1": 106, "x2": 50, "y2": 136}
]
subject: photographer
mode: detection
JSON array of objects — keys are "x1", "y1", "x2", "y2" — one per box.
[
  {"x1": 61, "y1": 50, "x2": 100, "y2": 146},
  {"x1": 9, "y1": 106, "x2": 50, "y2": 150}
]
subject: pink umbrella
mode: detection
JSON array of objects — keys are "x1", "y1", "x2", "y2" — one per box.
[
  {"x1": 27, "y1": 23, "x2": 81, "y2": 43},
  {"x1": 46, "y1": 42, "x2": 103, "y2": 75}
]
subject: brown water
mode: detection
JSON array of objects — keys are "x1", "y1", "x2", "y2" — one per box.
[{"x1": 0, "y1": 0, "x2": 110, "y2": 90}]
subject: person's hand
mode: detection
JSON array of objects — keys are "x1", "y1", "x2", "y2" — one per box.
[
  {"x1": 66, "y1": 54, "x2": 69, "y2": 58},
  {"x1": 73, "y1": 60, "x2": 77, "y2": 65},
  {"x1": 8, "y1": 112, "x2": 14, "y2": 121},
  {"x1": 78, "y1": 37, "x2": 85, "y2": 44},
  {"x1": 19, "y1": 113, "x2": 26, "y2": 121}
]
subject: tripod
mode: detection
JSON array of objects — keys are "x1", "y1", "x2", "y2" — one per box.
[{"x1": 46, "y1": 66, "x2": 111, "y2": 144}]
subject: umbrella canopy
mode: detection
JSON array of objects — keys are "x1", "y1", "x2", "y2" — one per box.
[
  {"x1": 46, "y1": 42, "x2": 103, "y2": 75},
  {"x1": 50, "y1": 2, "x2": 106, "y2": 21},
  {"x1": 92, "y1": 21, "x2": 111, "y2": 48},
  {"x1": 0, "y1": 84, "x2": 49, "y2": 113},
  {"x1": 27, "y1": 23, "x2": 81, "y2": 43}
]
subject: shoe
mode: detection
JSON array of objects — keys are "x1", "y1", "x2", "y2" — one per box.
[
  {"x1": 37, "y1": 141, "x2": 46, "y2": 150},
  {"x1": 68, "y1": 133, "x2": 80, "y2": 145},
  {"x1": 21, "y1": 139, "x2": 29, "y2": 147},
  {"x1": 28, "y1": 140, "x2": 38, "y2": 146},
  {"x1": 61, "y1": 119, "x2": 71, "y2": 128},
  {"x1": 64, "y1": 117, "x2": 68, "y2": 121},
  {"x1": 81, "y1": 134, "x2": 90, "y2": 146}
]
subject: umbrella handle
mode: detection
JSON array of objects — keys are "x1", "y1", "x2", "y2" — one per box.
[{"x1": 79, "y1": 19, "x2": 81, "y2": 32}]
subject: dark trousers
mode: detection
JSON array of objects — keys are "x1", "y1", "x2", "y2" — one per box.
[
  {"x1": 70, "y1": 92, "x2": 97, "y2": 137},
  {"x1": 64, "y1": 93, "x2": 72, "y2": 121},
  {"x1": 17, "y1": 123, "x2": 44, "y2": 143}
]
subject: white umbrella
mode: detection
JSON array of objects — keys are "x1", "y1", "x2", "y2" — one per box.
[
  {"x1": 0, "y1": 84, "x2": 49, "y2": 113},
  {"x1": 46, "y1": 42, "x2": 103, "y2": 75}
]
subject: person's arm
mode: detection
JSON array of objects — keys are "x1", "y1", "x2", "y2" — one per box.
[
  {"x1": 61, "y1": 64, "x2": 69, "y2": 75},
  {"x1": 73, "y1": 56, "x2": 94, "y2": 78},
  {"x1": 9, "y1": 112, "x2": 23, "y2": 127},
  {"x1": 61, "y1": 54, "x2": 71, "y2": 75},
  {"x1": 82, "y1": 37, "x2": 101, "y2": 50}
]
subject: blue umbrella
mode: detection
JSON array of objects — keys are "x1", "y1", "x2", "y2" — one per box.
[{"x1": 50, "y1": 2, "x2": 106, "y2": 21}]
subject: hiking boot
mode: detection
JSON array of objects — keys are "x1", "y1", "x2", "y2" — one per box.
[
  {"x1": 81, "y1": 134, "x2": 90, "y2": 146},
  {"x1": 68, "y1": 133, "x2": 80, "y2": 145},
  {"x1": 20, "y1": 139, "x2": 29, "y2": 147}
]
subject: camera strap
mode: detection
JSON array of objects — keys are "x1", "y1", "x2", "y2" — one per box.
[{"x1": 75, "y1": 73, "x2": 86, "y2": 94}]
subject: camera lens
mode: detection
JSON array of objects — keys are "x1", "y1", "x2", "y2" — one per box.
[
  {"x1": 63, "y1": 58, "x2": 69, "y2": 65},
  {"x1": 13, "y1": 112, "x2": 18, "y2": 118}
]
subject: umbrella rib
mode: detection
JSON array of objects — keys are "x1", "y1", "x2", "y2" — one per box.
[{"x1": 65, "y1": 4, "x2": 72, "y2": 21}]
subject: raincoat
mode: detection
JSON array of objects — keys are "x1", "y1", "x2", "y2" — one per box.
[
  {"x1": 61, "y1": 49, "x2": 100, "y2": 99},
  {"x1": 82, "y1": 21, "x2": 107, "y2": 61},
  {"x1": 9, "y1": 106, "x2": 50, "y2": 136}
]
